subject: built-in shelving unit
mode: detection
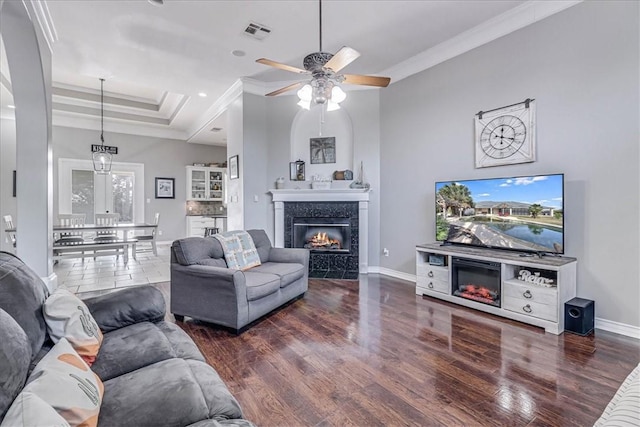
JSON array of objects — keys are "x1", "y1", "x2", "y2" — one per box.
[
  {"x1": 416, "y1": 243, "x2": 577, "y2": 334},
  {"x1": 186, "y1": 166, "x2": 226, "y2": 201}
]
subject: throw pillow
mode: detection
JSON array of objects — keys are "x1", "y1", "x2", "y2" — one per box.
[
  {"x1": 214, "y1": 231, "x2": 261, "y2": 271},
  {"x1": 22, "y1": 338, "x2": 103, "y2": 427},
  {"x1": 43, "y1": 288, "x2": 103, "y2": 366},
  {"x1": 0, "y1": 392, "x2": 70, "y2": 427}
]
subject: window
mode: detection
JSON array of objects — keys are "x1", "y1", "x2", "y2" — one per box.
[{"x1": 59, "y1": 159, "x2": 144, "y2": 223}]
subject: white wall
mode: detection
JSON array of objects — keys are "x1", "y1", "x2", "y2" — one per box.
[
  {"x1": 379, "y1": 1, "x2": 639, "y2": 327},
  {"x1": 226, "y1": 95, "x2": 244, "y2": 232},
  {"x1": 52, "y1": 126, "x2": 226, "y2": 242}
]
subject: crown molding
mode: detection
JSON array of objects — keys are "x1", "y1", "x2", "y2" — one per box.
[
  {"x1": 25, "y1": 0, "x2": 57, "y2": 54},
  {"x1": 186, "y1": 78, "x2": 243, "y2": 143},
  {"x1": 383, "y1": 0, "x2": 582, "y2": 84}
]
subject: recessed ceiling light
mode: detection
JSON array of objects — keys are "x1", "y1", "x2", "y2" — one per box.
[
  {"x1": 198, "y1": 92, "x2": 207, "y2": 97},
  {"x1": 232, "y1": 50, "x2": 246, "y2": 57},
  {"x1": 8, "y1": 105, "x2": 15, "y2": 109}
]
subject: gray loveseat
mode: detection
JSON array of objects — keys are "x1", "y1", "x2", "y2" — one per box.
[
  {"x1": 0, "y1": 251, "x2": 254, "y2": 427},
  {"x1": 171, "y1": 229, "x2": 309, "y2": 334}
]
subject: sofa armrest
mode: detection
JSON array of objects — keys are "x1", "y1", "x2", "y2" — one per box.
[
  {"x1": 268, "y1": 247, "x2": 309, "y2": 267},
  {"x1": 81, "y1": 285, "x2": 166, "y2": 333}
]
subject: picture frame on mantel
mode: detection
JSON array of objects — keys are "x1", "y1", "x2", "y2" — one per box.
[
  {"x1": 229, "y1": 155, "x2": 239, "y2": 180},
  {"x1": 155, "y1": 177, "x2": 175, "y2": 199}
]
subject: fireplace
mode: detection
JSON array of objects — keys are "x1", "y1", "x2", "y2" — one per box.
[
  {"x1": 271, "y1": 188, "x2": 370, "y2": 278},
  {"x1": 284, "y1": 201, "x2": 359, "y2": 279},
  {"x1": 293, "y1": 218, "x2": 351, "y2": 253},
  {"x1": 451, "y1": 257, "x2": 501, "y2": 307}
]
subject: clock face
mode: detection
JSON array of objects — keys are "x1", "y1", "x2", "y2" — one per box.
[{"x1": 480, "y1": 115, "x2": 527, "y2": 159}]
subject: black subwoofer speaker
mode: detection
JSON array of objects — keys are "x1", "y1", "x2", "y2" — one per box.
[{"x1": 564, "y1": 297, "x2": 594, "y2": 336}]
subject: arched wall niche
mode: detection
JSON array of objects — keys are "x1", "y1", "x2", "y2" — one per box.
[{"x1": 290, "y1": 106, "x2": 354, "y2": 180}]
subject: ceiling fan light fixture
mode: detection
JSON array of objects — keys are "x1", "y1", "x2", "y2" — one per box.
[
  {"x1": 297, "y1": 99, "x2": 311, "y2": 110},
  {"x1": 297, "y1": 84, "x2": 313, "y2": 102},
  {"x1": 326, "y1": 100, "x2": 340, "y2": 112},
  {"x1": 331, "y1": 86, "x2": 346, "y2": 104}
]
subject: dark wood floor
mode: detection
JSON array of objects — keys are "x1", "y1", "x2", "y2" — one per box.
[{"x1": 156, "y1": 275, "x2": 640, "y2": 427}]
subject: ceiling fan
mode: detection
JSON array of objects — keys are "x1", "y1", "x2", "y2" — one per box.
[{"x1": 256, "y1": 0, "x2": 390, "y2": 109}]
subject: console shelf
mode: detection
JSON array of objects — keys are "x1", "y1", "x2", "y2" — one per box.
[{"x1": 415, "y1": 243, "x2": 577, "y2": 334}]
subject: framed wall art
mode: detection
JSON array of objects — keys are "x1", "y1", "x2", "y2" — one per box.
[
  {"x1": 310, "y1": 137, "x2": 336, "y2": 164},
  {"x1": 155, "y1": 177, "x2": 175, "y2": 199},
  {"x1": 229, "y1": 155, "x2": 239, "y2": 180}
]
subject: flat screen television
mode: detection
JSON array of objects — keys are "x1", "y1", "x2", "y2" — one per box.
[{"x1": 435, "y1": 173, "x2": 564, "y2": 255}]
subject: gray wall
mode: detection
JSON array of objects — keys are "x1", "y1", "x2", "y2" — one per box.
[
  {"x1": 52, "y1": 126, "x2": 226, "y2": 242},
  {"x1": 379, "y1": 1, "x2": 639, "y2": 327}
]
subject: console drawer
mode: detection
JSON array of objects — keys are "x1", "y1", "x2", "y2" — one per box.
[
  {"x1": 416, "y1": 265, "x2": 448, "y2": 282},
  {"x1": 417, "y1": 277, "x2": 449, "y2": 294},
  {"x1": 503, "y1": 296, "x2": 558, "y2": 322},
  {"x1": 503, "y1": 280, "x2": 557, "y2": 306}
]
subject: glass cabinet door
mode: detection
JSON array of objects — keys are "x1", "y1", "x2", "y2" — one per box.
[
  {"x1": 208, "y1": 169, "x2": 224, "y2": 200},
  {"x1": 190, "y1": 169, "x2": 206, "y2": 200}
]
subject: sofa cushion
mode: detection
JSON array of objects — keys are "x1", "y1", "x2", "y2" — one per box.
[
  {"x1": 172, "y1": 237, "x2": 223, "y2": 266},
  {"x1": 99, "y1": 358, "x2": 243, "y2": 427},
  {"x1": 0, "y1": 309, "x2": 31, "y2": 420},
  {"x1": 23, "y1": 338, "x2": 103, "y2": 427},
  {"x1": 0, "y1": 252, "x2": 49, "y2": 358},
  {"x1": 81, "y1": 286, "x2": 166, "y2": 333},
  {"x1": 249, "y1": 262, "x2": 305, "y2": 288},
  {"x1": 91, "y1": 322, "x2": 175, "y2": 381},
  {"x1": 1, "y1": 391, "x2": 70, "y2": 427},
  {"x1": 43, "y1": 288, "x2": 103, "y2": 366},
  {"x1": 196, "y1": 258, "x2": 228, "y2": 268},
  {"x1": 247, "y1": 230, "x2": 272, "y2": 263},
  {"x1": 244, "y1": 272, "x2": 280, "y2": 301},
  {"x1": 91, "y1": 321, "x2": 205, "y2": 382}
]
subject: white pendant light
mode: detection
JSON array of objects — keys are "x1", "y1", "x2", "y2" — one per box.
[{"x1": 92, "y1": 78, "x2": 112, "y2": 175}]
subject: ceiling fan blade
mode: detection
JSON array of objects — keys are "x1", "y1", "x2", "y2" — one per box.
[
  {"x1": 324, "y1": 46, "x2": 361, "y2": 73},
  {"x1": 343, "y1": 74, "x2": 391, "y2": 88},
  {"x1": 256, "y1": 58, "x2": 307, "y2": 74},
  {"x1": 266, "y1": 82, "x2": 305, "y2": 97}
]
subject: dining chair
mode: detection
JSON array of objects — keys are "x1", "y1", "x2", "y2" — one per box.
[
  {"x1": 56, "y1": 213, "x2": 86, "y2": 244},
  {"x1": 135, "y1": 213, "x2": 160, "y2": 256},
  {"x1": 3, "y1": 215, "x2": 16, "y2": 250},
  {"x1": 94, "y1": 213, "x2": 120, "y2": 242}
]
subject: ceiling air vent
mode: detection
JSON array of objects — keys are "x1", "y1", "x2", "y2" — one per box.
[
  {"x1": 243, "y1": 22, "x2": 271, "y2": 41},
  {"x1": 211, "y1": 127, "x2": 223, "y2": 132}
]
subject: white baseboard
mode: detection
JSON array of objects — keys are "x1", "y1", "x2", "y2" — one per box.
[
  {"x1": 371, "y1": 266, "x2": 640, "y2": 340},
  {"x1": 596, "y1": 318, "x2": 640, "y2": 340}
]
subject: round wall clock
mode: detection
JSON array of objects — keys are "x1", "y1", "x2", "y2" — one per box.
[{"x1": 475, "y1": 99, "x2": 535, "y2": 168}]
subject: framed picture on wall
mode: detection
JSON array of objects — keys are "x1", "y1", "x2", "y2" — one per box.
[
  {"x1": 155, "y1": 177, "x2": 175, "y2": 199},
  {"x1": 229, "y1": 155, "x2": 239, "y2": 180},
  {"x1": 310, "y1": 137, "x2": 336, "y2": 164}
]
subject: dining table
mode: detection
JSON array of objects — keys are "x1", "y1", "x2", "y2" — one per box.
[{"x1": 4, "y1": 223, "x2": 158, "y2": 263}]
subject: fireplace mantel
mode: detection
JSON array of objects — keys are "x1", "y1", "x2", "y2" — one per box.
[
  {"x1": 269, "y1": 188, "x2": 370, "y2": 203},
  {"x1": 269, "y1": 189, "x2": 370, "y2": 274}
]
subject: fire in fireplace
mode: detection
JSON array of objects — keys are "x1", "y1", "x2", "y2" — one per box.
[
  {"x1": 451, "y1": 257, "x2": 501, "y2": 307},
  {"x1": 293, "y1": 218, "x2": 351, "y2": 253}
]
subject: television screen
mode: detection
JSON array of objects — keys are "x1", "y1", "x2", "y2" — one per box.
[{"x1": 436, "y1": 174, "x2": 564, "y2": 254}]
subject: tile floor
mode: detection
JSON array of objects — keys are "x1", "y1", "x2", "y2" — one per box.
[{"x1": 55, "y1": 243, "x2": 171, "y2": 295}]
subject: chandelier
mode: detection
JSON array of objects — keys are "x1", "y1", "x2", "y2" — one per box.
[{"x1": 92, "y1": 78, "x2": 112, "y2": 174}]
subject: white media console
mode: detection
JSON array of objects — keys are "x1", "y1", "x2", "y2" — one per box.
[{"x1": 415, "y1": 243, "x2": 577, "y2": 334}]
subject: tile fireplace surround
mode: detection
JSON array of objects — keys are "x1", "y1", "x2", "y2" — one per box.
[{"x1": 270, "y1": 189, "x2": 370, "y2": 278}]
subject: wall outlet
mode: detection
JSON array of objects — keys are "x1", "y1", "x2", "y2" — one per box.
[
  {"x1": 158, "y1": 230, "x2": 163, "y2": 236},
  {"x1": 383, "y1": 248, "x2": 389, "y2": 256}
]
